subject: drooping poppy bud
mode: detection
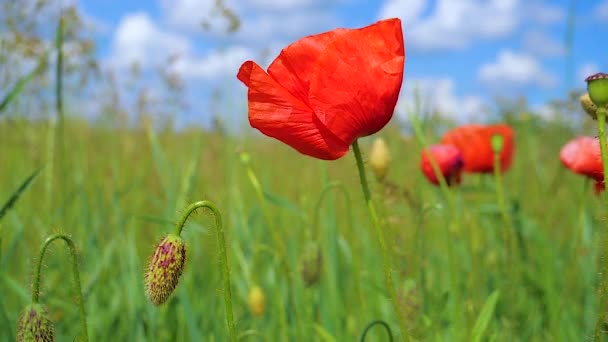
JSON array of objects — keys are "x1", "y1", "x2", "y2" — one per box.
[
  {"x1": 440, "y1": 124, "x2": 515, "y2": 174},
  {"x1": 420, "y1": 144, "x2": 463, "y2": 186},
  {"x1": 580, "y1": 93, "x2": 598, "y2": 120},
  {"x1": 17, "y1": 304, "x2": 55, "y2": 342},
  {"x1": 586, "y1": 73, "x2": 608, "y2": 108},
  {"x1": 144, "y1": 234, "x2": 187, "y2": 305},
  {"x1": 560, "y1": 136, "x2": 604, "y2": 194},
  {"x1": 237, "y1": 19, "x2": 405, "y2": 160},
  {"x1": 369, "y1": 137, "x2": 391, "y2": 182},
  {"x1": 299, "y1": 242, "x2": 323, "y2": 287},
  {"x1": 248, "y1": 286, "x2": 266, "y2": 317}
]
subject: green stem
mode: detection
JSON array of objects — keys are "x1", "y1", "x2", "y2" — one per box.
[
  {"x1": 352, "y1": 140, "x2": 409, "y2": 341},
  {"x1": 31, "y1": 234, "x2": 89, "y2": 341},
  {"x1": 493, "y1": 152, "x2": 516, "y2": 270},
  {"x1": 173, "y1": 201, "x2": 236, "y2": 342},
  {"x1": 313, "y1": 181, "x2": 353, "y2": 239},
  {"x1": 240, "y1": 155, "x2": 297, "y2": 340},
  {"x1": 594, "y1": 107, "x2": 608, "y2": 340},
  {"x1": 359, "y1": 319, "x2": 394, "y2": 342}
]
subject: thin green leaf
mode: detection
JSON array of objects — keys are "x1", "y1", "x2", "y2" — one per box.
[
  {"x1": 471, "y1": 290, "x2": 501, "y2": 342},
  {"x1": 0, "y1": 167, "x2": 42, "y2": 222}
]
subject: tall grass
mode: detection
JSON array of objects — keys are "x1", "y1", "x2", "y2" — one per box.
[{"x1": 0, "y1": 112, "x2": 603, "y2": 340}]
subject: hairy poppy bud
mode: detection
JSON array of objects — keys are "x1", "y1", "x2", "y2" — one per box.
[
  {"x1": 17, "y1": 304, "x2": 55, "y2": 342},
  {"x1": 586, "y1": 73, "x2": 608, "y2": 108},
  {"x1": 144, "y1": 234, "x2": 186, "y2": 305},
  {"x1": 299, "y1": 242, "x2": 323, "y2": 287},
  {"x1": 248, "y1": 286, "x2": 266, "y2": 317},
  {"x1": 369, "y1": 137, "x2": 391, "y2": 182},
  {"x1": 580, "y1": 93, "x2": 598, "y2": 119}
]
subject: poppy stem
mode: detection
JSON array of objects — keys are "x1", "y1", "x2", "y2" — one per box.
[
  {"x1": 32, "y1": 233, "x2": 89, "y2": 341},
  {"x1": 173, "y1": 201, "x2": 236, "y2": 342},
  {"x1": 594, "y1": 106, "x2": 608, "y2": 340},
  {"x1": 352, "y1": 139, "x2": 410, "y2": 341}
]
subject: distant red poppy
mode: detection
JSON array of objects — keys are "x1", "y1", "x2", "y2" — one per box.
[
  {"x1": 420, "y1": 144, "x2": 464, "y2": 186},
  {"x1": 237, "y1": 19, "x2": 405, "y2": 160},
  {"x1": 560, "y1": 136, "x2": 604, "y2": 193},
  {"x1": 440, "y1": 124, "x2": 514, "y2": 173}
]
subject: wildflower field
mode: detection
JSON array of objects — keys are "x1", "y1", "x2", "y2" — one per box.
[
  {"x1": 2, "y1": 104, "x2": 607, "y2": 341},
  {"x1": 2, "y1": 1, "x2": 608, "y2": 342}
]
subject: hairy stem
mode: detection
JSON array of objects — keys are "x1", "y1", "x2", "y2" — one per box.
[
  {"x1": 32, "y1": 233, "x2": 89, "y2": 341},
  {"x1": 352, "y1": 140, "x2": 409, "y2": 341},
  {"x1": 174, "y1": 201, "x2": 236, "y2": 342},
  {"x1": 594, "y1": 107, "x2": 608, "y2": 340}
]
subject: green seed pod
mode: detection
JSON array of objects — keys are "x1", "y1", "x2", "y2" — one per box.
[
  {"x1": 17, "y1": 303, "x2": 55, "y2": 342},
  {"x1": 491, "y1": 134, "x2": 504, "y2": 154},
  {"x1": 144, "y1": 234, "x2": 186, "y2": 305},
  {"x1": 580, "y1": 93, "x2": 598, "y2": 119},
  {"x1": 586, "y1": 73, "x2": 608, "y2": 107},
  {"x1": 299, "y1": 242, "x2": 323, "y2": 287}
]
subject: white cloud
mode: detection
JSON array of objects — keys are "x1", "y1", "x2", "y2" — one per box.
[
  {"x1": 577, "y1": 63, "x2": 599, "y2": 83},
  {"x1": 396, "y1": 77, "x2": 487, "y2": 121},
  {"x1": 596, "y1": 1, "x2": 608, "y2": 21},
  {"x1": 159, "y1": 0, "x2": 339, "y2": 44},
  {"x1": 108, "y1": 12, "x2": 190, "y2": 69},
  {"x1": 522, "y1": 31, "x2": 564, "y2": 57},
  {"x1": 478, "y1": 50, "x2": 556, "y2": 88},
  {"x1": 379, "y1": 0, "x2": 520, "y2": 51},
  {"x1": 107, "y1": 12, "x2": 254, "y2": 81},
  {"x1": 171, "y1": 46, "x2": 254, "y2": 80},
  {"x1": 378, "y1": 0, "x2": 565, "y2": 52}
]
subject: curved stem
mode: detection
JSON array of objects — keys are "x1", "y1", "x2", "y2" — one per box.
[
  {"x1": 240, "y1": 155, "x2": 297, "y2": 340},
  {"x1": 352, "y1": 140, "x2": 409, "y2": 341},
  {"x1": 31, "y1": 233, "x2": 89, "y2": 342},
  {"x1": 313, "y1": 181, "x2": 353, "y2": 239},
  {"x1": 174, "y1": 200, "x2": 236, "y2": 342},
  {"x1": 594, "y1": 107, "x2": 608, "y2": 340},
  {"x1": 359, "y1": 319, "x2": 394, "y2": 342}
]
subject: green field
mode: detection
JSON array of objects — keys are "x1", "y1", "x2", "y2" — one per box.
[{"x1": 1, "y1": 109, "x2": 606, "y2": 340}]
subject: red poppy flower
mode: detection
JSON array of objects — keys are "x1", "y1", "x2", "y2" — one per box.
[
  {"x1": 420, "y1": 144, "x2": 464, "y2": 186},
  {"x1": 440, "y1": 124, "x2": 514, "y2": 173},
  {"x1": 237, "y1": 19, "x2": 405, "y2": 160},
  {"x1": 560, "y1": 136, "x2": 604, "y2": 193}
]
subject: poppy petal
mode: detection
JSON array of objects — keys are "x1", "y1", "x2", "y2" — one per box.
[
  {"x1": 268, "y1": 29, "x2": 348, "y2": 101},
  {"x1": 308, "y1": 18, "x2": 405, "y2": 145},
  {"x1": 441, "y1": 124, "x2": 514, "y2": 173},
  {"x1": 420, "y1": 144, "x2": 464, "y2": 185},
  {"x1": 559, "y1": 136, "x2": 603, "y2": 180},
  {"x1": 237, "y1": 61, "x2": 349, "y2": 160}
]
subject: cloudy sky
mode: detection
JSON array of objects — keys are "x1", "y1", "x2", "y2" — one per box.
[{"x1": 77, "y1": 0, "x2": 607, "y2": 127}]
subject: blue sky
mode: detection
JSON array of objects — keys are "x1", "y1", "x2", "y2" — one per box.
[{"x1": 74, "y1": 0, "x2": 608, "y2": 127}]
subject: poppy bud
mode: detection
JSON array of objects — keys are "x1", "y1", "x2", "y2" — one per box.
[
  {"x1": 248, "y1": 286, "x2": 266, "y2": 317},
  {"x1": 144, "y1": 234, "x2": 187, "y2": 305},
  {"x1": 17, "y1": 303, "x2": 55, "y2": 342},
  {"x1": 299, "y1": 242, "x2": 323, "y2": 287},
  {"x1": 586, "y1": 73, "x2": 608, "y2": 108},
  {"x1": 580, "y1": 93, "x2": 598, "y2": 119},
  {"x1": 491, "y1": 134, "x2": 504, "y2": 154},
  {"x1": 369, "y1": 137, "x2": 391, "y2": 182}
]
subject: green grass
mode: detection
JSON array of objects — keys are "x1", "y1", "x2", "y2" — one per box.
[{"x1": 0, "y1": 113, "x2": 604, "y2": 341}]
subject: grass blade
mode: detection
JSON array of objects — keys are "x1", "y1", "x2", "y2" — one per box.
[
  {"x1": 471, "y1": 290, "x2": 501, "y2": 342},
  {"x1": 0, "y1": 167, "x2": 42, "y2": 222}
]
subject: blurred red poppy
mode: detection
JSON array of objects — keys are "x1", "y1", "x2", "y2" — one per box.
[
  {"x1": 420, "y1": 144, "x2": 464, "y2": 186},
  {"x1": 560, "y1": 136, "x2": 604, "y2": 193},
  {"x1": 237, "y1": 19, "x2": 405, "y2": 160},
  {"x1": 440, "y1": 124, "x2": 514, "y2": 173}
]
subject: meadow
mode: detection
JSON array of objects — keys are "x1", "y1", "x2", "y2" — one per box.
[{"x1": 1, "y1": 105, "x2": 606, "y2": 341}]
